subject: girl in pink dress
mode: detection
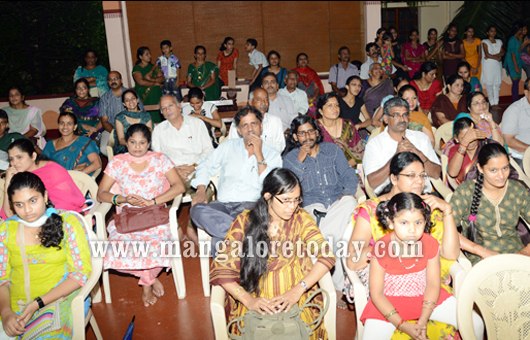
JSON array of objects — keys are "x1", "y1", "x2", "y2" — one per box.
[{"x1": 361, "y1": 193, "x2": 463, "y2": 339}]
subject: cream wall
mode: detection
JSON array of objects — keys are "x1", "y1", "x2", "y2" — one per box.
[{"x1": 418, "y1": 1, "x2": 464, "y2": 42}]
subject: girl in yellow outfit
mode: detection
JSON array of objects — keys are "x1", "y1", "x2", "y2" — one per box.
[
  {"x1": 463, "y1": 25, "x2": 482, "y2": 79},
  {"x1": 0, "y1": 172, "x2": 92, "y2": 339}
]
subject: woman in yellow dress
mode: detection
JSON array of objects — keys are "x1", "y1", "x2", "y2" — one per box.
[
  {"x1": 463, "y1": 25, "x2": 482, "y2": 79},
  {"x1": 0, "y1": 172, "x2": 92, "y2": 338},
  {"x1": 210, "y1": 168, "x2": 335, "y2": 339}
]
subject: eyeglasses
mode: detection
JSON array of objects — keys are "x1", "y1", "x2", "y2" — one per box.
[
  {"x1": 296, "y1": 129, "x2": 317, "y2": 138},
  {"x1": 471, "y1": 100, "x2": 489, "y2": 106},
  {"x1": 398, "y1": 172, "x2": 429, "y2": 180},
  {"x1": 387, "y1": 112, "x2": 410, "y2": 120},
  {"x1": 274, "y1": 196, "x2": 303, "y2": 206}
]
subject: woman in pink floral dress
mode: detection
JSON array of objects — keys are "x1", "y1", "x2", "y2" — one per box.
[{"x1": 97, "y1": 123, "x2": 185, "y2": 307}]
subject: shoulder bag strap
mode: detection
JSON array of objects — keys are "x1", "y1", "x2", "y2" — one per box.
[
  {"x1": 17, "y1": 224, "x2": 32, "y2": 304},
  {"x1": 300, "y1": 288, "x2": 329, "y2": 333}
]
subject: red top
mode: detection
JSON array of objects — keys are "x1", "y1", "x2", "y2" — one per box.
[
  {"x1": 360, "y1": 233, "x2": 451, "y2": 323},
  {"x1": 216, "y1": 48, "x2": 239, "y2": 85},
  {"x1": 447, "y1": 143, "x2": 475, "y2": 185},
  {"x1": 410, "y1": 79, "x2": 443, "y2": 112},
  {"x1": 293, "y1": 66, "x2": 325, "y2": 95}
]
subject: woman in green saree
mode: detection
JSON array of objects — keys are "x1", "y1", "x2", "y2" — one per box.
[
  {"x1": 132, "y1": 46, "x2": 164, "y2": 123},
  {"x1": 187, "y1": 45, "x2": 221, "y2": 101}
]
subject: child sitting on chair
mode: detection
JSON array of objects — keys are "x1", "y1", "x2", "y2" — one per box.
[{"x1": 360, "y1": 193, "x2": 473, "y2": 339}]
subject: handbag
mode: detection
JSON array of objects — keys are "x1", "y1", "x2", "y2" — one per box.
[
  {"x1": 227, "y1": 288, "x2": 329, "y2": 340},
  {"x1": 115, "y1": 204, "x2": 170, "y2": 234},
  {"x1": 17, "y1": 225, "x2": 62, "y2": 340}
]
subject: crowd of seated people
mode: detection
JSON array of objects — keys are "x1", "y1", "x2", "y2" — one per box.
[{"x1": 2, "y1": 23, "x2": 530, "y2": 338}]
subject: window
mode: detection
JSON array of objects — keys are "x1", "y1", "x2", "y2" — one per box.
[{"x1": 381, "y1": 6, "x2": 419, "y2": 45}]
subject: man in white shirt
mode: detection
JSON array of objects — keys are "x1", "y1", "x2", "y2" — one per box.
[
  {"x1": 152, "y1": 95, "x2": 213, "y2": 182},
  {"x1": 191, "y1": 107, "x2": 282, "y2": 254},
  {"x1": 359, "y1": 42, "x2": 397, "y2": 80},
  {"x1": 328, "y1": 46, "x2": 360, "y2": 94},
  {"x1": 501, "y1": 78, "x2": 530, "y2": 162},
  {"x1": 279, "y1": 70, "x2": 309, "y2": 115},
  {"x1": 228, "y1": 88, "x2": 285, "y2": 153},
  {"x1": 262, "y1": 72, "x2": 297, "y2": 131},
  {"x1": 363, "y1": 97, "x2": 441, "y2": 194}
]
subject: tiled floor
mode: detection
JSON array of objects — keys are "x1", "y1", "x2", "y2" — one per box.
[{"x1": 87, "y1": 204, "x2": 357, "y2": 339}]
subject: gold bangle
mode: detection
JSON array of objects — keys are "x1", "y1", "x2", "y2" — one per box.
[
  {"x1": 233, "y1": 286, "x2": 244, "y2": 299},
  {"x1": 384, "y1": 309, "x2": 398, "y2": 319},
  {"x1": 443, "y1": 209, "x2": 453, "y2": 217}
]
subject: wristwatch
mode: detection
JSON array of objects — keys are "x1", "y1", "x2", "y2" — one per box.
[{"x1": 257, "y1": 159, "x2": 267, "y2": 166}]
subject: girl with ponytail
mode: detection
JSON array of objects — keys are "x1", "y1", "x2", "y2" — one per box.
[
  {"x1": 0, "y1": 172, "x2": 92, "y2": 338},
  {"x1": 450, "y1": 143, "x2": 530, "y2": 264},
  {"x1": 210, "y1": 168, "x2": 335, "y2": 340},
  {"x1": 361, "y1": 192, "x2": 461, "y2": 338}
]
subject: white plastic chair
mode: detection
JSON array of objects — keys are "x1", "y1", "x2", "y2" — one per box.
[
  {"x1": 96, "y1": 195, "x2": 187, "y2": 303},
  {"x1": 457, "y1": 254, "x2": 530, "y2": 340},
  {"x1": 509, "y1": 156, "x2": 530, "y2": 188},
  {"x1": 106, "y1": 129, "x2": 115, "y2": 161},
  {"x1": 357, "y1": 164, "x2": 376, "y2": 200},
  {"x1": 342, "y1": 221, "x2": 471, "y2": 339},
  {"x1": 68, "y1": 170, "x2": 101, "y2": 215},
  {"x1": 210, "y1": 270, "x2": 337, "y2": 340},
  {"x1": 523, "y1": 147, "x2": 530, "y2": 178},
  {"x1": 70, "y1": 211, "x2": 103, "y2": 340},
  {"x1": 434, "y1": 121, "x2": 453, "y2": 156}
]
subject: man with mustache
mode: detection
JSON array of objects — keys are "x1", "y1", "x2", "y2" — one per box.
[
  {"x1": 363, "y1": 97, "x2": 441, "y2": 194},
  {"x1": 98, "y1": 71, "x2": 144, "y2": 155},
  {"x1": 283, "y1": 115, "x2": 358, "y2": 291},
  {"x1": 228, "y1": 88, "x2": 285, "y2": 153},
  {"x1": 191, "y1": 106, "x2": 282, "y2": 255}
]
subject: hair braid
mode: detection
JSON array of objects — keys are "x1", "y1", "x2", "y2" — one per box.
[{"x1": 467, "y1": 172, "x2": 484, "y2": 242}]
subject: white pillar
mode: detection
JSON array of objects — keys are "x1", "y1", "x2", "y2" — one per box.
[
  {"x1": 365, "y1": 1, "x2": 382, "y2": 52},
  {"x1": 102, "y1": 3, "x2": 132, "y2": 88}
]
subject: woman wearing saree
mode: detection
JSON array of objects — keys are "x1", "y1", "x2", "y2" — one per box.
[
  {"x1": 42, "y1": 112, "x2": 101, "y2": 176},
  {"x1": 133, "y1": 46, "x2": 164, "y2": 123},
  {"x1": 59, "y1": 78, "x2": 101, "y2": 140},
  {"x1": 362, "y1": 63, "x2": 395, "y2": 128},
  {"x1": 317, "y1": 92, "x2": 365, "y2": 166},
  {"x1": 187, "y1": 45, "x2": 221, "y2": 101},
  {"x1": 210, "y1": 168, "x2": 335, "y2": 340}
]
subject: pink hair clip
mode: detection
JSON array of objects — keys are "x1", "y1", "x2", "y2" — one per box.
[{"x1": 468, "y1": 214, "x2": 477, "y2": 222}]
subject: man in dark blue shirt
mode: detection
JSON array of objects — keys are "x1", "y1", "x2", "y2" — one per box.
[{"x1": 283, "y1": 115, "x2": 358, "y2": 290}]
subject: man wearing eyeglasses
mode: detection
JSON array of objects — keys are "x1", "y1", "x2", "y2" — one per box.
[
  {"x1": 363, "y1": 97, "x2": 441, "y2": 194},
  {"x1": 283, "y1": 115, "x2": 358, "y2": 290}
]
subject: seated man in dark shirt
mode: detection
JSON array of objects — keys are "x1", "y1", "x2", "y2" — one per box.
[{"x1": 283, "y1": 115, "x2": 358, "y2": 290}]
